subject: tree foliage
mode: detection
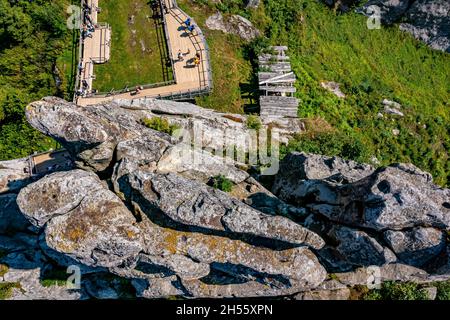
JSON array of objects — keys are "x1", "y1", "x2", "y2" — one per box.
[{"x1": 0, "y1": 0, "x2": 73, "y2": 160}]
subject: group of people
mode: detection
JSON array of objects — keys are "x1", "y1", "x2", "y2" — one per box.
[
  {"x1": 81, "y1": 1, "x2": 96, "y2": 39},
  {"x1": 77, "y1": 0, "x2": 99, "y2": 97},
  {"x1": 177, "y1": 49, "x2": 201, "y2": 66},
  {"x1": 175, "y1": 17, "x2": 201, "y2": 67},
  {"x1": 183, "y1": 17, "x2": 196, "y2": 34},
  {"x1": 76, "y1": 79, "x2": 91, "y2": 97}
]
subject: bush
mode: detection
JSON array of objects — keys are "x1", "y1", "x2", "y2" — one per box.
[
  {"x1": 436, "y1": 281, "x2": 450, "y2": 300},
  {"x1": 141, "y1": 117, "x2": 180, "y2": 135},
  {"x1": 0, "y1": 264, "x2": 8, "y2": 278},
  {"x1": 363, "y1": 281, "x2": 429, "y2": 300},
  {"x1": 246, "y1": 114, "x2": 262, "y2": 130},
  {"x1": 211, "y1": 175, "x2": 233, "y2": 192},
  {"x1": 39, "y1": 266, "x2": 69, "y2": 287},
  {"x1": 0, "y1": 282, "x2": 21, "y2": 300},
  {"x1": 282, "y1": 131, "x2": 372, "y2": 164}
]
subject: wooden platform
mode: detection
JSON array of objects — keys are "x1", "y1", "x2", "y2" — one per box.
[
  {"x1": 258, "y1": 46, "x2": 299, "y2": 120},
  {"x1": 32, "y1": 150, "x2": 73, "y2": 176},
  {"x1": 76, "y1": 0, "x2": 212, "y2": 106},
  {"x1": 78, "y1": 0, "x2": 111, "y2": 96}
]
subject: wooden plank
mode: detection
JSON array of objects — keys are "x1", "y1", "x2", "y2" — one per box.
[
  {"x1": 271, "y1": 46, "x2": 288, "y2": 52},
  {"x1": 259, "y1": 85, "x2": 296, "y2": 93},
  {"x1": 260, "y1": 96, "x2": 299, "y2": 106},
  {"x1": 259, "y1": 61, "x2": 291, "y2": 67},
  {"x1": 258, "y1": 72, "x2": 295, "y2": 83},
  {"x1": 260, "y1": 65, "x2": 291, "y2": 73},
  {"x1": 259, "y1": 54, "x2": 290, "y2": 62}
]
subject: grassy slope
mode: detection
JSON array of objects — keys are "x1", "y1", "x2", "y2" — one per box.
[
  {"x1": 94, "y1": 0, "x2": 173, "y2": 92},
  {"x1": 179, "y1": 0, "x2": 450, "y2": 186},
  {"x1": 178, "y1": 0, "x2": 255, "y2": 114}
]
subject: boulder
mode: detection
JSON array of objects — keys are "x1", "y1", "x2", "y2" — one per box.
[
  {"x1": 357, "y1": 0, "x2": 450, "y2": 52},
  {"x1": 328, "y1": 225, "x2": 397, "y2": 266},
  {"x1": 308, "y1": 164, "x2": 450, "y2": 231},
  {"x1": 245, "y1": 0, "x2": 260, "y2": 9},
  {"x1": 384, "y1": 227, "x2": 446, "y2": 267},
  {"x1": 335, "y1": 263, "x2": 429, "y2": 286},
  {"x1": 122, "y1": 170, "x2": 325, "y2": 248},
  {"x1": 320, "y1": 81, "x2": 346, "y2": 98},
  {"x1": 206, "y1": 12, "x2": 261, "y2": 41},
  {"x1": 17, "y1": 170, "x2": 143, "y2": 268},
  {"x1": 272, "y1": 152, "x2": 374, "y2": 206},
  {"x1": 400, "y1": 0, "x2": 450, "y2": 53},
  {"x1": 17, "y1": 170, "x2": 107, "y2": 228},
  {"x1": 273, "y1": 152, "x2": 374, "y2": 189},
  {"x1": 0, "y1": 157, "x2": 32, "y2": 194}
]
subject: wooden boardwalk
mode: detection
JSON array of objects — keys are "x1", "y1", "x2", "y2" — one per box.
[
  {"x1": 31, "y1": 150, "x2": 74, "y2": 176},
  {"x1": 258, "y1": 46, "x2": 299, "y2": 121},
  {"x1": 76, "y1": 0, "x2": 212, "y2": 106}
]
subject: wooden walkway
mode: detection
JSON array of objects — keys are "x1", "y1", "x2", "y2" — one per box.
[
  {"x1": 258, "y1": 46, "x2": 299, "y2": 121},
  {"x1": 31, "y1": 150, "x2": 74, "y2": 176},
  {"x1": 76, "y1": 0, "x2": 212, "y2": 106},
  {"x1": 78, "y1": 0, "x2": 111, "y2": 95}
]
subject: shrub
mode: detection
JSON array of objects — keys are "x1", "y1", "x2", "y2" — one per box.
[
  {"x1": 0, "y1": 282, "x2": 21, "y2": 300},
  {"x1": 282, "y1": 131, "x2": 372, "y2": 164},
  {"x1": 0, "y1": 264, "x2": 9, "y2": 278},
  {"x1": 435, "y1": 281, "x2": 450, "y2": 300},
  {"x1": 246, "y1": 114, "x2": 262, "y2": 130},
  {"x1": 141, "y1": 117, "x2": 180, "y2": 135},
  {"x1": 211, "y1": 175, "x2": 233, "y2": 192},
  {"x1": 363, "y1": 281, "x2": 429, "y2": 300},
  {"x1": 39, "y1": 266, "x2": 69, "y2": 288}
]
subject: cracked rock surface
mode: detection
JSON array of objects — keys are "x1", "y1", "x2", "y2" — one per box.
[{"x1": 1, "y1": 97, "x2": 449, "y2": 299}]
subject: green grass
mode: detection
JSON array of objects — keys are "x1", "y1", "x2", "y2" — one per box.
[
  {"x1": 0, "y1": 282, "x2": 21, "y2": 300},
  {"x1": 363, "y1": 281, "x2": 429, "y2": 300},
  {"x1": 246, "y1": 114, "x2": 262, "y2": 130},
  {"x1": 178, "y1": 0, "x2": 450, "y2": 187},
  {"x1": 93, "y1": 0, "x2": 173, "y2": 92},
  {"x1": 435, "y1": 280, "x2": 450, "y2": 300},
  {"x1": 39, "y1": 266, "x2": 69, "y2": 288},
  {"x1": 211, "y1": 174, "x2": 234, "y2": 192},
  {"x1": 178, "y1": 0, "x2": 255, "y2": 114},
  {"x1": 141, "y1": 117, "x2": 180, "y2": 135}
]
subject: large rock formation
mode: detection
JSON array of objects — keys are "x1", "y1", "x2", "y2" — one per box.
[
  {"x1": 205, "y1": 12, "x2": 261, "y2": 41},
  {"x1": 0, "y1": 157, "x2": 33, "y2": 194},
  {"x1": 1, "y1": 97, "x2": 449, "y2": 299},
  {"x1": 273, "y1": 152, "x2": 450, "y2": 272},
  {"x1": 357, "y1": 0, "x2": 450, "y2": 52},
  {"x1": 321, "y1": 0, "x2": 450, "y2": 52}
]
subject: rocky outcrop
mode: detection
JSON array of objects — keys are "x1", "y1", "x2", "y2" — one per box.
[
  {"x1": 273, "y1": 152, "x2": 450, "y2": 274},
  {"x1": 205, "y1": 12, "x2": 261, "y2": 41},
  {"x1": 357, "y1": 0, "x2": 450, "y2": 53},
  {"x1": 0, "y1": 157, "x2": 32, "y2": 194},
  {"x1": 121, "y1": 170, "x2": 324, "y2": 248},
  {"x1": 26, "y1": 97, "x2": 302, "y2": 175},
  {"x1": 15, "y1": 169, "x2": 327, "y2": 298},
  {"x1": 384, "y1": 227, "x2": 446, "y2": 267},
  {"x1": 1, "y1": 97, "x2": 449, "y2": 299}
]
